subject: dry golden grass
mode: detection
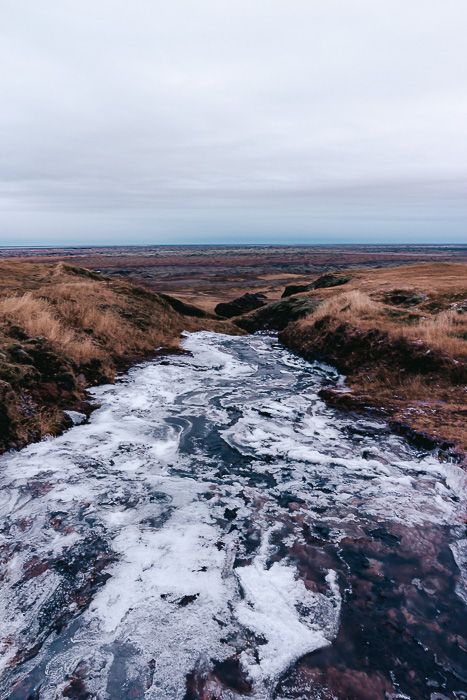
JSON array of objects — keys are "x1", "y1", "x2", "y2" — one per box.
[
  {"x1": 284, "y1": 262, "x2": 467, "y2": 458},
  {"x1": 405, "y1": 310, "x2": 467, "y2": 356},
  {"x1": 0, "y1": 259, "x2": 243, "y2": 452},
  {"x1": 309, "y1": 290, "x2": 379, "y2": 322},
  {"x1": 0, "y1": 265, "x2": 241, "y2": 365},
  {"x1": 302, "y1": 286, "x2": 467, "y2": 362},
  {"x1": 27, "y1": 406, "x2": 66, "y2": 440},
  {"x1": 0, "y1": 293, "x2": 98, "y2": 363}
]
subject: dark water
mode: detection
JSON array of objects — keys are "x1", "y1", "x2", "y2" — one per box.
[{"x1": 0, "y1": 332, "x2": 466, "y2": 699}]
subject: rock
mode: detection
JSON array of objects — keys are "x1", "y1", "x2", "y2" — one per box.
[
  {"x1": 57, "y1": 371, "x2": 77, "y2": 390},
  {"x1": 281, "y1": 284, "x2": 310, "y2": 298},
  {"x1": 235, "y1": 297, "x2": 321, "y2": 332},
  {"x1": 282, "y1": 274, "x2": 351, "y2": 298},
  {"x1": 8, "y1": 345, "x2": 33, "y2": 363},
  {"x1": 309, "y1": 273, "x2": 351, "y2": 290},
  {"x1": 215, "y1": 293, "x2": 267, "y2": 319},
  {"x1": 64, "y1": 410, "x2": 87, "y2": 426},
  {"x1": 384, "y1": 289, "x2": 428, "y2": 307},
  {"x1": 0, "y1": 361, "x2": 38, "y2": 387},
  {"x1": 158, "y1": 293, "x2": 211, "y2": 318},
  {"x1": 0, "y1": 380, "x2": 17, "y2": 447}
]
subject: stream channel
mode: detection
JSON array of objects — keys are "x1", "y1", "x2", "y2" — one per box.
[{"x1": 0, "y1": 331, "x2": 466, "y2": 699}]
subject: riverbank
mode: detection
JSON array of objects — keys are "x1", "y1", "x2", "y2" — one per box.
[
  {"x1": 2, "y1": 258, "x2": 466, "y2": 463},
  {"x1": 0, "y1": 260, "x2": 241, "y2": 453},
  {"x1": 3, "y1": 244, "x2": 467, "y2": 313},
  {"x1": 276, "y1": 263, "x2": 467, "y2": 463},
  {"x1": 2, "y1": 331, "x2": 466, "y2": 698}
]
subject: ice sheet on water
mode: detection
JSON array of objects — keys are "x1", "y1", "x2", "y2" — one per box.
[{"x1": 0, "y1": 331, "x2": 466, "y2": 698}]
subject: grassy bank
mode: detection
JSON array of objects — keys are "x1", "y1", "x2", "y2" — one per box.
[
  {"x1": 0, "y1": 260, "x2": 241, "y2": 453},
  {"x1": 2, "y1": 259, "x2": 466, "y2": 462},
  {"x1": 276, "y1": 263, "x2": 467, "y2": 461}
]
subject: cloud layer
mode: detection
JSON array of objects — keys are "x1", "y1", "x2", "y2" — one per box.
[{"x1": 1, "y1": 0, "x2": 466, "y2": 244}]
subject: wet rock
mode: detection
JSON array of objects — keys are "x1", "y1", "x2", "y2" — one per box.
[
  {"x1": 318, "y1": 389, "x2": 376, "y2": 414},
  {"x1": 185, "y1": 657, "x2": 253, "y2": 698},
  {"x1": 390, "y1": 420, "x2": 459, "y2": 458},
  {"x1": 211, "y1": 658, "x2": 253, "y2": 694},
  {"x1": 345, "y1": 422, "x2": 390, "y2": 438},
  {"x1": 224, "y1": 507, "x2": 238, "y2": 521},
  {"x1": 177, "y1": 594, "x2": 199, "y2": 606},
  {"x1": 64, "y1": 410, "x2": 87, "y2": 426},
  {"x1": 215, "y1": 292, "x2": 267, "y2": 319}
]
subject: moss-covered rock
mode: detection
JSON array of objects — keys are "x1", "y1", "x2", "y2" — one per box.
[
  {"x1": 235, "y1": 297, "x2": 321, "y2": 332},
  {"x1": 282, "y1": 273, "x2": 351, "y2": 298},
  {"x1": 215, "y1": 293, "x2": 267, "y2": 319}
]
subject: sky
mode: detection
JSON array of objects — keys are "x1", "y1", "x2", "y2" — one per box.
[{"x1": 0, "y1": 0, "x2": 466, "y2": 246}]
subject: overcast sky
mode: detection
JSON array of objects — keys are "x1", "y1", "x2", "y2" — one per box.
[{"x1": 1, "y1": 0, "x2": 466, "y2": 245}]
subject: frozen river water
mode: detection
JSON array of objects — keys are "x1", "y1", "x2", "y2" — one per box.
[{"x1": 0, "y1": 332, "x2": 466, "y2": 699}]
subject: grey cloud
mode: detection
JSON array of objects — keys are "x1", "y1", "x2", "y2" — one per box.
[{"x1": 0, "y1": 0, "x2": 466, "y2": 244}]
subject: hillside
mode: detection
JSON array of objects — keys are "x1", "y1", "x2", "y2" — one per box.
[
  {"x1": 2, "y1": 259, "x2": 467, "y2": 463},
  {"x1": 0, "y1": 261, "x2": 241, "y2": 453},
  {"x1": 276, "y1": 263, "x2": 467, "y2": 461}
]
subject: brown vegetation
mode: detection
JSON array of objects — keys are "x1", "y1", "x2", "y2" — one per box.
[
  {"x1": 2, "y1": 256, "x2": 467, "y2": 463},
  {"x1": 279, "y1": 263, "x2": 467, "y2": 461},
  {"x1": 0, "y1": 260, "x2": 241, "y2": 453},
  {"x1": 2, "y1": 244, "x2": 466, "y2": 314}
]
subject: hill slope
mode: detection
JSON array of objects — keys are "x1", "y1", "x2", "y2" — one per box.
[
  {"x1": 278, "y1": 263, "x2": 467, "y2": 461},
  {"x1": 0, "y1": 261, "x2": 241, "y2": 453}
]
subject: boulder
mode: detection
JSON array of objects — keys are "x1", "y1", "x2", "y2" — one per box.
[
  {"x1": 281, "y1": 284, "x2": 309, "y2": 298},
  {"x1": 215, "y1": 293, "x2": 267, "y2": 319},
  {"x1": 281, "y1": 274, "x2": 351, "y2": 298},
  {"x1": 308, "y1": 273, "x2": 351, "y2": 290},
  {"x1": 235, "y1": 296, "x2": 321, "y2": 332}
]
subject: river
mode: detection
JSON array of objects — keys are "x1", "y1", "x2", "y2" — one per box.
[{"x1": 0, "y1": 331, "x2": 466, "y2": 699}]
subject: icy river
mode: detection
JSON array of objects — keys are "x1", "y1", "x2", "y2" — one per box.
[{"x1": 1, "y1": 332, "x2": 467, "y2": 699}]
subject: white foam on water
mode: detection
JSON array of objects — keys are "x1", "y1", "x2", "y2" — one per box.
[
  {"x1": 235, "y1": 531, "x2": 341, "y2": 694},
  {"x1": 451, "y1": 538, "x2": 467, "y2": 606},
  {"x1": 0, "y1": 331, "x2": 465, "y2": 699}
]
